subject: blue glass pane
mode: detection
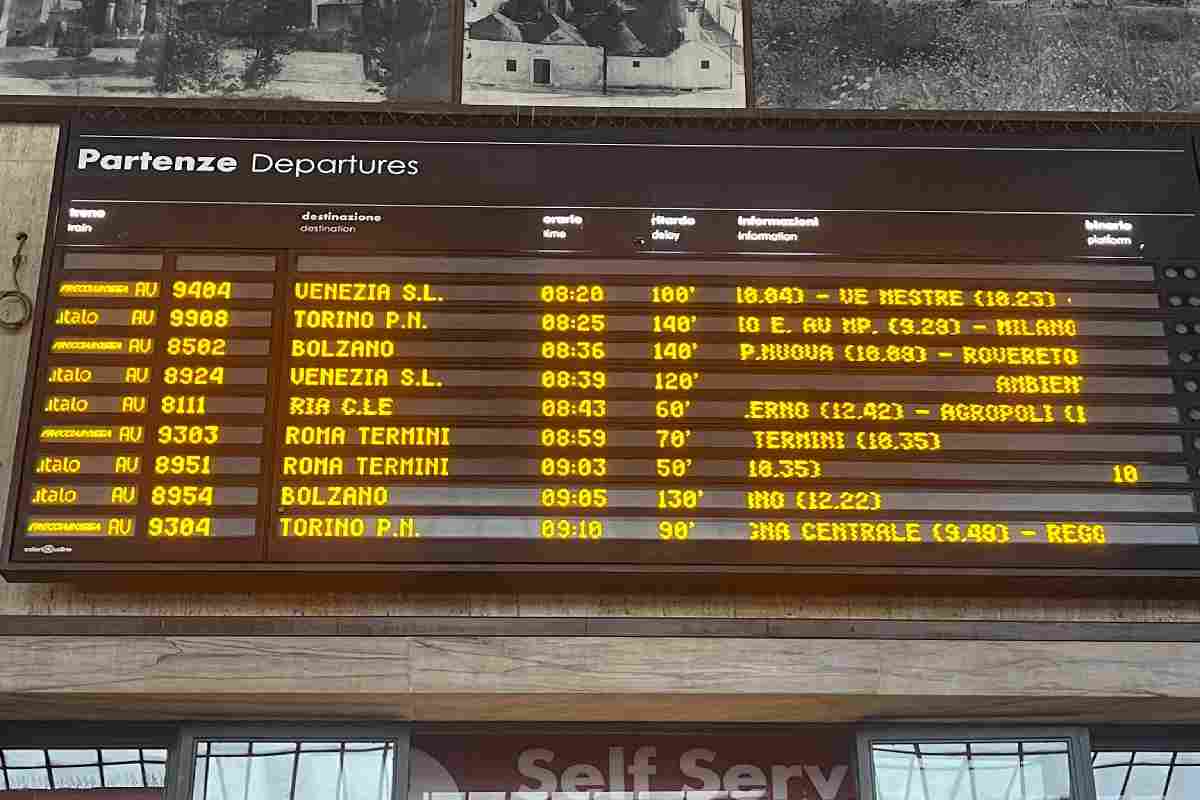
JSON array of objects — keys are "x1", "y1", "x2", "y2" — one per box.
[
  {"x1": 50, "y1": 765, "x2": 103, "y2": 790},
  {"x1": 1165, "y1": 763, "x2": 1200, "y2": 800},
  {"x1": 245, "y1": 750, "x2": 296, "y2": 800},
  {"x1": 47, "y1": 751, "x2": 99, "y2": 767},
  {"x1": 294, "y1": 750, "x2": 340, "y2": 800},
  {"x1": 872, "y1": 742, "x2": 1071, "y2": 800},
  {"x1": 1123, "y1": 766, "x2": 1169, "y2": 800},
  {"x1": 146, "y1": 762, "x2": 166, "y2": 788},
  {"x1": 1093, "y1": 763, "x2": 1129, "y2": 800},
  {"x1": 190, "y1": 740, "x2": 395, "y2": 800},
  {"x1": 342, "y1": 744, "x2": 393, "y2": 800},
  {"x1": 3, "y1": 751, "x2": 47, "y2": 768},
  {"x1": 5, "y1": 768, "x2": 50, "y2": 791},
  {"x1": 104, "y1": 762, "x2": 146, "y2": 788}
]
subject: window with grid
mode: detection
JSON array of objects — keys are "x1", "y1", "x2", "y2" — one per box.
[
  {"x1": 867, "y1": 740, "x2": 1074, "y2": 800},
  {"x1": 191, "y1": 741, "x2": 394, "y2": 800},
  {"x1": 0, "y1": 749, "x2": 167, "y2": 792},
  {"x1": 1092, "y1": 751, "x2": 1200, "y2": 800}
]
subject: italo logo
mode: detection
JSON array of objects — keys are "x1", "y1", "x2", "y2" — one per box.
[
  {"x1": 75, "y1": 147, "x2": 421, "y2": 178},
  {"x1": 23, "y1": 544, "x2": 73, "y2": 555}
]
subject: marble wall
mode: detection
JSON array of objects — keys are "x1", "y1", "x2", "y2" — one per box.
[
  {"x1": 5, "y1": 634, "x2": 1200, "y2": 721},
  {"x1": 0, "y1": 123, "x2": 56, "y2": 545}
]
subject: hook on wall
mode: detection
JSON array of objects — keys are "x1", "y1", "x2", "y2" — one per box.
[{"x1": 0, "y1": 232, "x2": 34, "y2": 332}]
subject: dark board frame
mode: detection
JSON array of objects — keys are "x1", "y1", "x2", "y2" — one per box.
[
  {"x1": 5, "y1": 99, "x2": 1200, "y2": 130},
  {"x1": 9, "y1": 115, "x2": 1200, "y2": 591}
]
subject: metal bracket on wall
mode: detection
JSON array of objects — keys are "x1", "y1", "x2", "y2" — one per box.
[{"x1": 0, "y1": 232, "x2": 33, "y2": 333}]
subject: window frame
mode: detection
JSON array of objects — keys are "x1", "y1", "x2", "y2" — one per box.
[
  {"x1": 856, "y1": 726, "x2": 1097, "y2": 800},
  {"x1": 0, "y1": 723, "x2": 179, "y2": 750},
  {"x1": 1090, "y1": 727, "x2": 1200, "y2": 753},
  {"x1": 0, "y1": 721, "x2": 1144, "y2": 800},
  {"x1": 172, "y1": 724, "x2": 410, "y2": 800},
  {"x1": 1087, "y1": 726, "x2": 1200, "y2": 800},
  {"x1": 0, "y1": 723, "x2": 179, "y2": 795}
]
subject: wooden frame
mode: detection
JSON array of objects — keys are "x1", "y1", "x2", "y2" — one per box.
[{"x1": 11, "y1": 616, "x2": 1200, "y2": 641}]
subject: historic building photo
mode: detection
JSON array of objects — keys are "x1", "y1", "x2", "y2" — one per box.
[
  {"x1": 753, "y1": 0, "x2": 1200, "y2": 112},
  {"x1": 462, "y1": 0, "x2": 746, "y2": 107},
  {"x1": 0, "y1": 0, "x2": 451, "y2": 101}
]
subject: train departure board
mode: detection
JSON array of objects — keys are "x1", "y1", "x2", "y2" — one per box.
[{"x1": 7, "y1": 124, "x2": 1200, "y2": 581}]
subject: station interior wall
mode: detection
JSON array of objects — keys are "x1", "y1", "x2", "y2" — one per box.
[{"x1": 3, "y1": 122, "x2": 1200, "y2": 724}]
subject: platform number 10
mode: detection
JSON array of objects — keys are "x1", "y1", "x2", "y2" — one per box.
[{"x1": 1111, "y1": 464, "x2": 1140, "y2": 484}]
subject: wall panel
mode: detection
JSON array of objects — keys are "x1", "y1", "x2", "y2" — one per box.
[
  {"x1": 4, "y1": 635, "x2": 1200, "y2": 721},
  {"x1": 4, "y1": 121, "x2": 1199, "y2": 624},
  {"x1": 0, "y1": 123, "x2": 57, "y2": 547}
]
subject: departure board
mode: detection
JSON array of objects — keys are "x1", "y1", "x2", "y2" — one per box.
[{"x1": 7, "y1": 124, "x2": 1200, "y2": 579}]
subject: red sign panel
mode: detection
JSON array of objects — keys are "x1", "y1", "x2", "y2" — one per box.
[{"x1": 411, "y1": 734, "x2": 856, "y2": 800}]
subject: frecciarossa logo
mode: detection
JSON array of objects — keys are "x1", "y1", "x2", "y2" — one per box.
[{"x1": 75, "y1": 147, "x2": 421, "y2": 177}]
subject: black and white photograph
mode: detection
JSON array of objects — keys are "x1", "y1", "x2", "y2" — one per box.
[
  {"x1": 462, "y1": 0, "x2": 746, "y2": 107},
  {"x1": 754, "y1": 0, "x2": 1200, "y2": 111},
  {"x1": 0, "y1": 0, "x2": 451, "y2": 101}
]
